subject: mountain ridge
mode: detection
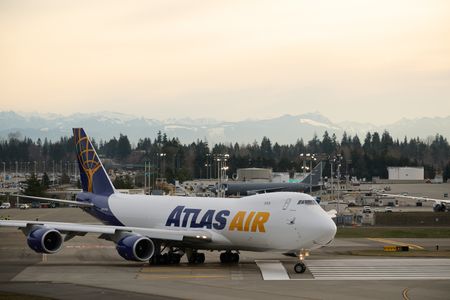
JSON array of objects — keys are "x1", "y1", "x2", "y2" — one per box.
[{"x1": 0, "y1": 111, "x2": 449, "y2": 144}]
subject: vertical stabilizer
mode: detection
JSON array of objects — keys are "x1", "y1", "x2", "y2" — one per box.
[
  {"x1": 73, "y1": 128, "x2": 116, "y2": 196},
  {"x1": 302, "y1": 161, "x2": 324, "y2": 186}
]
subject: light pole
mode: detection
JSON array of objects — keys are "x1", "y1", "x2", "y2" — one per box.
[
  {"x1": 300, "y1": 153, "x2": 307, "y2": 177},
  {"x1": 300, "y1": 153, "x2": 317, "y2": 193},
  {"x1": 223, "y1": 154, "x2": 229, "y2": 182},
  {"x1": 149, "y1": 160, "x2": 152, "y2": 192},
  {"x1": 336, "y1": 154, "x2": 342, "y2": 216},
  {"x1": 15, "y1": 161, "x2": 18, "y2": 184},
  {"x1": 160, "y1": 153, "x2": 166, "y2": 179},
  {"x1": 15, "y1": 161, "x2": 19, "y2": 207},
  {"x1": 214, "y1": 154, "x2": 229, "y2": 197},
  {"x1": 144, "y1": 161, "x2": 147, "y2": 192},
  {"x1": 309, "y1": 156, "x2": 317, "y2": 194},
  {"x1": 204, "y1": 163, "x2": 211, "y2": 179},
  {"x1": 330, "y1": 158, "x2": 334, "y2": 201},
  {"x1": 2, "y1": 162, "x2": 5, "y2": 184}
]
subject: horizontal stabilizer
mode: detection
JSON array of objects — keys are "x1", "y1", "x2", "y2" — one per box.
[{"x1": 8, "y1": 194, "x2": 93, "y2": 207}]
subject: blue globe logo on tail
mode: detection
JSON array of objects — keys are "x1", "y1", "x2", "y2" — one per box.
[{"x1": 73, "y1": 128, "x2": 115, "y2": 196}]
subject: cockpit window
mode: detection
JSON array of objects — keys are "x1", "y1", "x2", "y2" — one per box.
[{"x1": 297, "y1": 199, "x2": 317, "y2": 205}]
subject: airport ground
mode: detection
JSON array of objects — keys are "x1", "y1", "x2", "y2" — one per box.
[{"x1": 1, "y1": 207, "x2": 450, "y2": 300}]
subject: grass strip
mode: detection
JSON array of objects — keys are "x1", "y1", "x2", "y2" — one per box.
[{"x1": 336, "y1": 227, "x2": 450, "y2": 238}]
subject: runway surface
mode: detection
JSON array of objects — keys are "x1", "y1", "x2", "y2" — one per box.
[
  {"x1": 1, "y1": 207, "x2": 450, "y2": 299},
  {"x1": 306, "y1": 259, "x2": 450, "y2": 280}
]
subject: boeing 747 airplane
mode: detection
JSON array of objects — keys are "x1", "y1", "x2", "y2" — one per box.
[{"x1": 0, "y1": 128, "x2": 336, "y2": 273}]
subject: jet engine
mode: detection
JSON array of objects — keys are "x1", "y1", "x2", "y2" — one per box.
[
  {"x1": 27, "y1": 226, "x2": 63, "y2": 254},
  {"x1": 433, "y1": 203, "x2": 447, "y2": 212},
  {"x1": 116, "y1": 234, "x2": 155, "y2": 262}
]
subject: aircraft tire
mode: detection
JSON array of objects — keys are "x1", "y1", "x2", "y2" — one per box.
[
  {"x1": 188, "y1": 252, "x2": 205, "y2": 264},
  {"x1": 294, "y1": 262, "x2": 306, "y2": 274},
  {"x1": 220, "y1": 252, "x2": 231, "y2": 263},
  {"x1": 220, "y1": 252, "x2": 239, "y2": 264},
  {"x1": 196, "y1": 253, "x2": 205, "y2": 264},
  {"x1": 168, "y1": 253, "x2": 181, "y2": 264}
]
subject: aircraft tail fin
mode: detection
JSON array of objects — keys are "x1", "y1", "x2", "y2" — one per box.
[
  {"x1": 73, "y1": 128, "x2": 116, "y2": 196},
  {"x1": 302, "y1": 161, "x2": 324, "y2": 186}
]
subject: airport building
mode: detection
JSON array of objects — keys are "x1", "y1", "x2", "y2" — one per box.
[
  {"x1": 387, "y1": 167, "x2": 424, "y2": 181},
  {"x1": 237, "y1": 168, "x2": 272, "y2": 182}
]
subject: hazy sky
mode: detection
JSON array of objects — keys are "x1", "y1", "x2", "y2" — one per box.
[{"x1": 1, "y1": 0, "x2": 449, "y2": 124}]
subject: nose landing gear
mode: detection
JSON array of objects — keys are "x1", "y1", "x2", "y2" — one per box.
[
  {"x1": 294, "y1": 250, "x2": 309, "y2": 274},
  {"x1": 294, "y1": 262, "x2": 306, "y2": 273}
]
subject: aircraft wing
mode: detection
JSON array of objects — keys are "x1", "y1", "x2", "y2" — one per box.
[
  {"x1": 247, "y1": 187, "x2": 286, "y2": 195},
  {"x1": 0, "y1": 220, "x2": 213, "y2": 243},
  {"x1": 378, "y1": 193, "x2": 450, "y2": 204},
  {"x1": 5, "y1": 194, "x2": 93, "y2": 207}
]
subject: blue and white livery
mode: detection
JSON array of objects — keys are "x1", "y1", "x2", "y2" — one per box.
[{"x1": 0, "y1": 128, "x2": 336, "y2": 273}]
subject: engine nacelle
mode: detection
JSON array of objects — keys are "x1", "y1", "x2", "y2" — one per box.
[
  {"x1": 116, "y1": 234, "x2": 155, "y2": 262},
  {"x1": 27, "y1": 226, "x2": 63, "y2": 254},
  {"x1": 434, "y1": 203, "x2": 446, "y2": 212}
]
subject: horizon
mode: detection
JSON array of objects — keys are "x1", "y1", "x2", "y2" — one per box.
[
  {"x1": 1, "y1": 1, "x2": 450, "y2": 125},
  {"x1": 3, "y1": 109, "x2": 450, "y2": 127},
  {"x1": 1, "y1": 109, "x2": 450, "y2": 146}
]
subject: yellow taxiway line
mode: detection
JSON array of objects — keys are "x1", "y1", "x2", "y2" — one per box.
[{"x1": 367, "y1": 238, "x2": 424, "y2": 250}]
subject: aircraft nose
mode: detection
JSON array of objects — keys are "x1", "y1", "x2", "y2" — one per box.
[{"x1": 316, "y1": 215, "x2": 337, "y2": 245}]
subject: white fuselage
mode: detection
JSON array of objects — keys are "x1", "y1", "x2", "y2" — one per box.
[{"x1": 107, "y1": 192, "x2": 336, "y2": 253}]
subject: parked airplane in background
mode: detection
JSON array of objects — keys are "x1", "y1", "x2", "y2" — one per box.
[
  {"x1": 378, "y1": 193, "x2": 450, "y2": 212},
  {"x1": 0, "y1": 128, "x2": 336, "y2": 273},
  {"x1": 218, "y1": 162, "x2": 325, "y2": 196}
]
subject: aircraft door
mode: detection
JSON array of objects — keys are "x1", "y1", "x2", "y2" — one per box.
[{"x1": 282, "y1": 198, "x2": 301, "y2": 242}]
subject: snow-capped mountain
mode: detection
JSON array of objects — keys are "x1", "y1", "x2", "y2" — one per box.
[{"x1": 0, "y1": 111, "x2": 449, "y2": 144}]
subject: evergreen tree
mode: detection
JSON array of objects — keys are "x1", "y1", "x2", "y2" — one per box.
[
  {"x1": 113, "y1": 175, "x2": 134, "y2": 189},
  {"x1": 41, "y1": 172, "x2": 50, "y2": 189},
  {"x1": 24, "y1": 174, "x2": 46, "y2": 197},
  {"x1": 117, "y1": 134, "x2": 132, "y2": 159},
  {"x1": 321, "y1": 131, "x2": 333, "y2": 154},
  {"x1": 443, "y1": 162, "x2": 450, "y2": 183}
]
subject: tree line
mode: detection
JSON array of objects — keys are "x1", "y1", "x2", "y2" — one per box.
[{"x1": 1, "y1": 130, "x2": 450, "y2": 183}]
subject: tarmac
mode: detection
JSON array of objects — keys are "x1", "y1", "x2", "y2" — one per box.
[{"x1": 1, "y1": 207, "x2": 450, "y2": 299}]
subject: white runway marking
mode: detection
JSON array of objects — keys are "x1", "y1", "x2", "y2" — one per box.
[
  {"x1": 305, "y1": 259, "x2": 450, "y2": 280},
  {"x1": 255, "y1": 260, "x2": 290, "y2": 280}
]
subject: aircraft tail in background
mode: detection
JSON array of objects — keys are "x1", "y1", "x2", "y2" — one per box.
[{"x1": 301, "y1": 161, "x2": 324, "y2": 186}]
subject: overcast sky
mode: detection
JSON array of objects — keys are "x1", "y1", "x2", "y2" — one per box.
[{"x1": 1, "y1": 0, "x2": 449, "y2": 124}]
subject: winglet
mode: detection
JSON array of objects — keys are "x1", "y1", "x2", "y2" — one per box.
[{"x1": 73, "y1": 128, "x2": 116, "y2": 196}]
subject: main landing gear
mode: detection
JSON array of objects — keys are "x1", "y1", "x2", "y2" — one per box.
[
  {"x1": 150, "y1": 245, "x2": 183, "y2": 265},
  {"x1": 150, "y1": 251, "x2": 183, "y2": 265},
  {"x1": 187, "y1": 250, "x2": 205, "y2": 264},
  {"x1": 294, "y1": 250, "x2": 309, "y2": 274},
  {"x1": 220, "y1": 251, "x2": 239, "y2": 264}
]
